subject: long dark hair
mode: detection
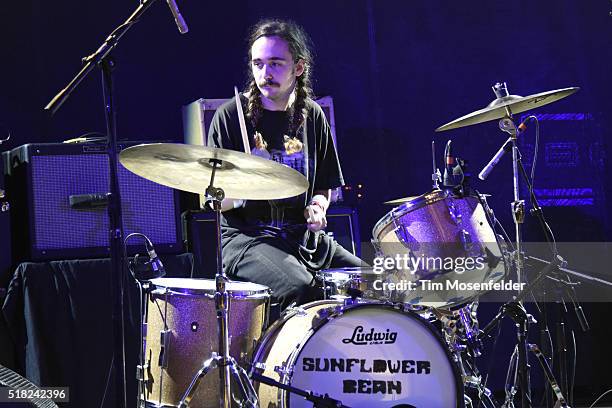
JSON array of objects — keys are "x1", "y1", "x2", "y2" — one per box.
[{"x1": 245, "y1": 19, "x2": 314, "y2": 137}]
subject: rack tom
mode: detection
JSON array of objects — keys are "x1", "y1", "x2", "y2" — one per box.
[{"x1": 372, "y1": 189, "x2": 507, "y2": 307}]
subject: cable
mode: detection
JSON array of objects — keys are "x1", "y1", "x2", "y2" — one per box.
[
  {"x1": 516, "y1": 116, "x2": 558, "y2": 255},
  {"x1": 517, "y1": 152, "x2": 558, "y2": 255},
  {"x1": 0, "y1": 123, "x2": 10, "y2": 144},
  {"x1": 123, "y1": 232, "x2": 158, "y2": 407},
  {"x1": 479, "y1": 319, "x2": 504, "y2": 407},
  {"x1": 523, "y1": 115, "x2": 540, "y2": 185},
  {"x1": 589, "y1": 388, "x2": 612, "y2": 408},
  {"x1": 570, "y1": 329, "x2": 576, "y2": 406},
  {"x1": 98, "y1": 354, "x2": 114, "y2": 408},
  {"x1": 474, "y1": 189, "x2": 515, "y2": 253}
]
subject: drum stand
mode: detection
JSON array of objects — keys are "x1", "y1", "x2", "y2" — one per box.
[{"x1": 178, "y1": 159, "x2": 258, "y2": 408}]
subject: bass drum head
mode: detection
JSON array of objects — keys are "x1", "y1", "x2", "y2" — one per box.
[
  {"x1": 287, "y1": 304, "x2": 463, "y2": 407},
  {"x1": 253, "y1": 300, "x2": 345, "y2": 407}
]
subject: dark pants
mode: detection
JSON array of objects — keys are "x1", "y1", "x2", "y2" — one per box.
[{"x1": 231, "y1": 235, "x2": 362, "y2": 309}]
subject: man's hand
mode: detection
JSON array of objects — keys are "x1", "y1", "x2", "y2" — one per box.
[
  {"x1": 304, "y1": 193, "x2": 330, "y2": 232},
  {"x1": 305, "y1": 204, "x2": 327, "y2": 232}
]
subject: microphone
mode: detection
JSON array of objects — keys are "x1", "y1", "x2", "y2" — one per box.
[
  {"x1": 69, "y1": 193, "x2": 110, "y2": 209},
  {"x1": 147, "y1": 245, "x2": 166, "y2": 277},
  {"x1": 478, "y1": 137, "x2": 513, "y2": 181},
  {"x1": 517, "y1": 115, "x2": 536, "y2": 134},
  {"x1": 443, "y1": 140, "x2": 454, "y2": 187},
  {"x1": 166, "y1": 0, "x2": 189, "y2": 34}
]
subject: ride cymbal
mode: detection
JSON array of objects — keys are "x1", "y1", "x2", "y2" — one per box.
[{"x1": 436, "y1": 87, "x2": 579, "y2": 132}]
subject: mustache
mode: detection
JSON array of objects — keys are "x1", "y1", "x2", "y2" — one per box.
[{"x1": 259, "y1": 80, "x2": 279, "y2": 87}]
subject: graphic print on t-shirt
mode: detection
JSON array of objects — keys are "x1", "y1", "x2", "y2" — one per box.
[{"x1": 251, "y1": 132, "x2": 307, "y2": 177}]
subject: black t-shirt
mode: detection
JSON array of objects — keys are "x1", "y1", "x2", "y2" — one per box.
[{"x1": 207, "y1": 95, "x2": 344, "y2": 228}]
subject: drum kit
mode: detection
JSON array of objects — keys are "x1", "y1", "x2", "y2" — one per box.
[{"x1": 119, "y1": 83, "x2": 581, "y2": 408}]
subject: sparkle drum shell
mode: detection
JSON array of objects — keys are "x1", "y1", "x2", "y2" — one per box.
[
  {"x1": 372, "y1": 190, "x2": 506, "y2": 307},
  {"x1": 252, "y1": 300, "x2": 464, "y2": 407},
  {"x1": 143, "y1": 278, "x2": 270, "y2": 407}
]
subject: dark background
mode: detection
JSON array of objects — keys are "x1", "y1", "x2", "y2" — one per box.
[
  {"x1": 1, "y1": 0, "x2": 611, "y2": 406},
  {"x1": 2, "y1": 0, "x2": 611, "y2": 241}
]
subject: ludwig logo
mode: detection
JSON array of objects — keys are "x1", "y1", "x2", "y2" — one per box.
[{"x1": 342, "y1": 326, "x2": 398, "y2": 345}]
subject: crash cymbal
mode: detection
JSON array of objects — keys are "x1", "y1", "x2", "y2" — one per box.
[
  {"x1": 384, "y1": 196, "x2": 419, "y2": 205},
  {"x1": 119, "y1": 143, "x2": 309, "y2": 200},
  {"x1": 435, "y1": 87, "x2": 579, "y2": 132},
  {"x1": 385, "y1": 190, "x2": 491, "y2": 206}
]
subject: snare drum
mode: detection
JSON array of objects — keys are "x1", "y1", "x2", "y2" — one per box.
[
  {"x1": 317, "y1": 267, "x2": 383, "y2": 299},
  {"x1": 372, "y1": 189, "x2": 507, "y2": 307},
  {"x1": 142, "y1": 278, "x2": 270, "y2": 407},
  {"x1": 252, "y1": 300, "x2": 464, "y2": 407}
]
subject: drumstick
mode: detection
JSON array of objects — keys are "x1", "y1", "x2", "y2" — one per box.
[
  {"x1": 307, "y1": 206, "x2": 315, "y2": 223},
  {"x1": 234, "y1": 86, "x2": 251, "y2": 154}
]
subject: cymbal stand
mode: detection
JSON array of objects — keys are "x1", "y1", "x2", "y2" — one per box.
[
  {"x1": 492, "y1": 81, "x2": 533, "y2": 406},
  {"x1": 178, "y1": 159, "x2": 258, "y2": 408},
  {"x1": 478, "y1": 255, "x2": 574, "y2": 408},
  {"x1": 488, "y1": 82, "x2": 526, "y2": 286},
  {"x1": 431, "y1": 140, "x2": 442, "y2": 189}
]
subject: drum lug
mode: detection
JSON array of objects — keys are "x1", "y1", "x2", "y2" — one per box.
[
  {"x1": 391, "y1": 220, "x2": 413, "y2": 248},
  {"x1": 293, "y1": 306, "x2": 307, "y2": 317},
  {"x1": 448, "y1": 198, "x2": 461, "y2": 223},
  {"x1": 252, "y1": 361, "x2": 267, "y2": 371},
  {"x1": 159, "y1": 329, "x2": 170, "y2": 368},
  {"x1": 342, "y1": 297, "x2": 359, "y2": 307},
  {"x1": 274, "y1": 365, "x2": 293, "y2": 378},
  {"x1": 370, "y1": 238, "x2": 383, "y2": 257},
  {"x1": 136, "y1": 363, "x2": 148, "y2": 381},
  {"x1": 315, "y1": 304, "x2": 343, "y2": 322}
]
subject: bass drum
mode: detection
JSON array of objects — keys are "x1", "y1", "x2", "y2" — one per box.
[{"x1": 252, "y1": 300, "x2": 464, "y2": 407}]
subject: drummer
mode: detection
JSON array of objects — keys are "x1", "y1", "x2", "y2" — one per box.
[{"x1": 208, "y1": 18, "x2": 363, "y2": 309}]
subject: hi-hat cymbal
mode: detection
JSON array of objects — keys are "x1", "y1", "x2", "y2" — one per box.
[
  {"x1": 435, "y1": 87, "x2": 579, "y2": 132},
  {"x1": 119, "y1": 143, "x2": 309, "y2": 200}
]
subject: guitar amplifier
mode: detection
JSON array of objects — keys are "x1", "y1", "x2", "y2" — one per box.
[
  {"x1": 182, "y1": 205, "x2": 360, "y2": 278},
  {"x1": 3, "y1": 142, "x2": 182, "y2": 262},
  {"x1": 517, "y1": 112, "x2": 607, "y2": 240},
  {"x1": 0, "y1": 152, "x2": 11, "y2": 289}
]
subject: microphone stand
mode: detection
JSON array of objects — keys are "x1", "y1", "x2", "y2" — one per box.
[{"x1": 44, "y1": 1, "x2": 174, "y2": 406}]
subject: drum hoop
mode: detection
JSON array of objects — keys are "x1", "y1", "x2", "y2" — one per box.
[
  {"x1": 249, "y1": 300, "x2": 342, "y2": 375},
  {"x1": 318, "y1": 267, "x2": 376, "y2": 280},
  {"x1": 283, "y1": 302, "x2": 466, "y2": 408},
  {"x1": 372, "y1": 189, "x2": 447, "y2": 239},
  {"x1": 150, "y1": 285, "x2": 271, "y2": 299}
]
